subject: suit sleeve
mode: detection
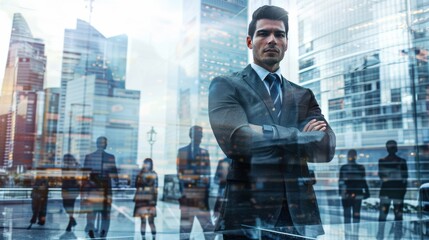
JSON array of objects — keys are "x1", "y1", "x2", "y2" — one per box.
[
  {"x1": 402, "y1": 159, "x2": 408, "y2": 182},
  {"x1": 176, "y1": 150, "x2": 185, "y2": 194},
  {"x1": 378, "y1": 159, "x2": 386, "y2": 180},
  {"x1": 209, "y1": 76, "x2": 258, "y2": 158},
  {"x1": 299, "y1": 89, "x2": 336, "y2": 163},
  {"x1": 83, "y1": 155, "x2": 89, "y2": 169},
  {"x1": 108, "y1": 155, "x2": 118, "y2": 183},
  {"x1": 338, "y1": 166, "x2": 345, "y2": 196},
  {"x1": 214, "y1": 160, "x2": 222, "y2": 185},
  {"x1": 176, "y1": 150, "x2": 185, "y2": 176},
  {"x1": 209, "y1": 76, "x2": 335, "y2": 161},
  {"x1": 205, "y1": 151, "x2": 211, "y2": 188},
  {"x1": 209, "y1": 76, "x2": 302, "y2": 158}
]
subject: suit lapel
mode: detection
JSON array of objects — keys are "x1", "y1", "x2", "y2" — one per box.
[
  {"x1": 242, "y1": 65, "x2": 279, "y2": 123},
  {"x1": 280, "y1": 78, "x2": 298, "y2": 127}
]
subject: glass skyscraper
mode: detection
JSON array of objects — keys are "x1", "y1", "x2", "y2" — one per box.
[
  {"x1": 34, "y1": 87, "x2": 60, "y2": 167},
  {"x1": 56, "y1": 19, "x2": 140, "y2": 169},
  {"x1": 178, "y1": 0, "x2": 248, "y2": 161},
  {"x1": 297, "y1": 0, "x2": 429, "y2": 223},
  {"x1": 0, "y1": 13, "x2": 47, "y2": 170},
  {"x1": 2, "y1": 1, "x2": 429, "y2": 239}
]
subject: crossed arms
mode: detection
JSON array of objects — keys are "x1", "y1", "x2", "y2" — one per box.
[{"x1": 208, "y1": 75, "x2": 336, "y2": 163}]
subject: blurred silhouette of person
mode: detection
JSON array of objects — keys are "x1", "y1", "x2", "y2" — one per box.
[
  {"x1": 28, "y1": 174, "x2": 49, "y2": 229},
  {"x1": 82, "y1": 136, "x2": 118, "y2": 239},
  {"x1": 177, "y1": 126, "x2": 214, "y2": 240},
  {"x1": 62, "y1": 154, "x2": 80, "y2": 232},
  {"x1": 213, "y1": 157, "x2": 231, "y2": 219},
  {"x1": 133, "y1": 158, "x2": 158, "y2": 240},
  {"x1": 377, "y1": 140, "x2": 408, "y2": 240},
  {"x1": 339, "y1": 149, "x2": 370, "y2": 239}
]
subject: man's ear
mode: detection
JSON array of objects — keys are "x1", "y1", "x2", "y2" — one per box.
[{"x1": 246, "y1": 36, "x2": 253, "y2": 49}]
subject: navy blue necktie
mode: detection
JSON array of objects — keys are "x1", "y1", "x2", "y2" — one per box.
[{"x1": 265, "y1": 73, "x2": 282, "y2": 119}]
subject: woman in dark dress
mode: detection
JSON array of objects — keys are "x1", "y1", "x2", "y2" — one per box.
[
  {"x1": 61, "y1": 154, "x2": 80, "y2": 232},
  {"x1": 134, "y1": 158, "x2": 158, "y2": 240}
]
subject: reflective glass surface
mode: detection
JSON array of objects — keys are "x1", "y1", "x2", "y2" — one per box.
[{"x1": 0, "y1": 0, "x2": 428, "y2": 239}]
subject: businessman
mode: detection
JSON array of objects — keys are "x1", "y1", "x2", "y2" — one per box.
[
  {"x1": 377, "y1": 140, "x2": 408, "y2": 240},
  {"x1": 176, "y1": 126, "x2": 214, "y2": 239},
  {"x1": 82, "y1": 136, "x2": 118, "y2": 239},
  {"x1": 208, "y1": 5, "x2": 336, "y2": 239}
]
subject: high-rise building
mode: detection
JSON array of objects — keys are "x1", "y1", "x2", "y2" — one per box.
[
  {"x1": 34, "y1": 88, "x2": 60, "y2": 168},
  {"x1": 177, "y1": 0, "x2": 249, "y2": 161},
  {"x1": 0, "y1": 13, "x2": 47, "y2": 170},
  {"x1": 56, "y1": 19, "x2": 140, "y2": 170},
  {"x1": 296, "y1": 0, "x2": 429, "y2": 200}
]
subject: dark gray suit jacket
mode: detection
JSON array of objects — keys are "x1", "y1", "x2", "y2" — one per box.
[{"x1": 208, "y1": 65, "x2": 336, "y2": 237}]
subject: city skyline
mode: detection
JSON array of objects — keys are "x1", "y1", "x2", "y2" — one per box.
[
  {"x1": 0, "y1": 0, "x2": 184, "y2": 167},
  {"x1": 0, "y1": 2, "x2": 428, "y2": 239}
]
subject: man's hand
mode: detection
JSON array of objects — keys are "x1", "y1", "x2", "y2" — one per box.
[
  {"x1": 249, "y1": 124, "x2": 262, "y2": 133},
  {"x1": 303, "y1": 119, "x2": 326, "y2": 132}
]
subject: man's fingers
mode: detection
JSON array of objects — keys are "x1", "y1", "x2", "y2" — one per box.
[
  {"x1": 303, "y1": 119, "x2": 316, "y2": 132},
  {"x1": 313, "y1": 122, "x2": 327, "y2": 131},
  {"x1": 304, "y1": 120, "x2": 326, "y2": 132}
]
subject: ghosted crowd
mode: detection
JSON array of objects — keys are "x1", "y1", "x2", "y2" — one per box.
[{"x1": 12, "y1": 127, "x2": 420, "y2": 240}]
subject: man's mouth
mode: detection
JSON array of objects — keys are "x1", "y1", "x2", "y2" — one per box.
[{"x1": 264, "y1": 48, "x2": 279, "y2": 53}]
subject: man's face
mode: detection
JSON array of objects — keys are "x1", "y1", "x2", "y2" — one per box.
[
  {"x1": 247, "y1": 19, "x2": 288, "y2": 71},
  {"x1": 97, "y1": 138, "x2": 107, "y2": 150},
  {"x1": 191, "y1": 130, "x2": 203, "y2": 145}
]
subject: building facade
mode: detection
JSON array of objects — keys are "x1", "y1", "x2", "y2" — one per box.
[
  {"x1": 0, "y1": 13, "x2": 47, "y2": 170},
  {"x1": 177, "y1": 0, "x2": 249, "y2": 161},
  {"x1": 296, "y1": 0, "x2": 429, "y2": 218},
  {"x1": 56, "y1": 19, "x2": 140, "y2": 171},
  {"x1": 34, "y1": 87, "x2": 60, "y2": 168}
]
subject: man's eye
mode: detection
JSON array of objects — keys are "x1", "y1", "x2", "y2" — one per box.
[
  {"x1": 276, "y1": 33, "x2": 285, "y2": 38},
  {"x1": 258, "y1": 32, "x2": 268, "y2": 36}
]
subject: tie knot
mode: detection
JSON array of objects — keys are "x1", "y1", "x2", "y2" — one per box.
[{"x1": 265, "y1": 73, "x2": 280, "y2": 85}]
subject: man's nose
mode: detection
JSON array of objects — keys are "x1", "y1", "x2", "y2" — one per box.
[{"x1": 267, "y1": 33, "x2": 277, "y2": 44}]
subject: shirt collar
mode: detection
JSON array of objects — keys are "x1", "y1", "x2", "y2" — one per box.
[{"x1": 250, "y1": 63, "x2": 283, "y2": 84}]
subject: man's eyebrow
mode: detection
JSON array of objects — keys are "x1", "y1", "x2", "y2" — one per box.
[{"x1": 256, "y1": 29, "x2": 286, "y2": 33}]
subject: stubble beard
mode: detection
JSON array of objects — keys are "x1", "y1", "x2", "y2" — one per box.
[{"x1": 258, "y1": 55, "x2": 282, "y2": 70}]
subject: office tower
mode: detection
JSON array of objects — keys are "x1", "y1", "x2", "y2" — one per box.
[
  {"x1": 296, "y1": 0, "x2": 429, "y2": 197},
  {"x1": 34, "y1": 88, "x2": 60, "y2": 167},
  {"x1": 177, "y1": 0, "x2": 248, "y2": 161},
  {"x1": 0, "y1": 13, "x2": 47, "y2": 170},
  {"x1": 56, "y1": 19, "x2": 140, "y2": 169},
  {"x1": 406, "y1": 0, "x2": 429, "y2": 183}
]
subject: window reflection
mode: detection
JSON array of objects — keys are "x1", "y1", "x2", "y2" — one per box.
[{"x1": 0, "y1": 0, "x2": 428, "y2": 239}]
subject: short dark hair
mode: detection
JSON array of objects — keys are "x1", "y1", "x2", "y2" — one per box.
[
  {"x1": 248, "y1": 5, "x2": 289, "y2": 39},
  {"x1": 96, "y1": 136, "x2": 107, "y2": 149},
  {"x1": 386, "y1": 140, "x2": 398, "y2": 154},
  {"x1": 189, "y1": 125, "x2": 203, "y2": 138},
  {"x1": 347, "y1": 149, "x2": 357, "y2": 159}
]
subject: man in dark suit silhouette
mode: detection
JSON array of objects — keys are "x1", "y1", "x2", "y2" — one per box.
[
  {"x1": 376, "y1": 140, "x2": 408, "y2": 240},
  {"x1": 177, "y1": 126, "x2": 214, "y2": 240},
  {"x1": 208, "y1": 5, "x2": 336, "y2": 239},
  {"x1": 339, "y1": 149, "x2": 370, "y2": 239},
  {"x1": 82, "y1": 136, "x2": 118, "y2": 239}
]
